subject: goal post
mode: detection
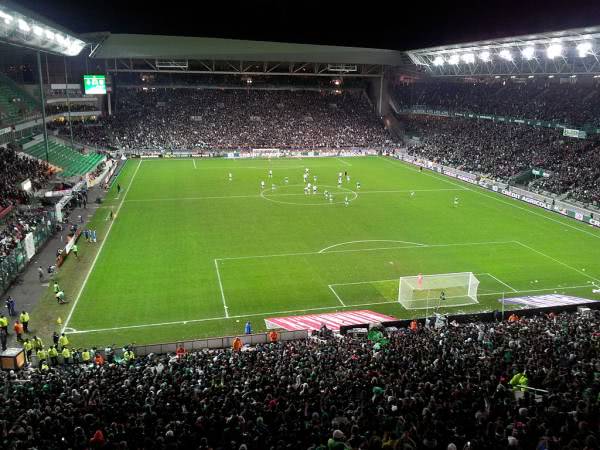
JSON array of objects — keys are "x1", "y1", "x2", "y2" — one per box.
[{"x1": 398, "y1": 272, "x2": 480, "y2": 310}]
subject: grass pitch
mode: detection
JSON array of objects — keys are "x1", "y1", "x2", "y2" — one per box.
[{"x1": 47, "y1": 156, "x2": 600, "y2": 346}]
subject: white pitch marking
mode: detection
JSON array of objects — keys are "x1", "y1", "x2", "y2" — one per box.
[
  {"x1": 328, "y1": 284, "x2": 346, "y2": 306},
  {"x1": 336, "y1": 157, "x2": 352, "y2": 167},
  {"x1": 513, "y1": 240, "x2": 600, "y2": 283},
  {"x1": 62, "y1": 159, "x2": 143, "y2": 333},
  {"x1": 382, "y1": 156, "x2": 600, "y2": 241},
  {"x1": 214, "y1": 259, "x2": 229, "y2": 318},
  {"x1": 67, "y1": 282, "x2": 595, "y2": 335},
  {"x1": 193, "y1": 159, "x2": 196, "y2": 169},
  {"x1": 319, "y1": 239, "x2": 426, "y2": 254},
  {"x1": 486, "y1": 272, "x2": 518, "y2": 292},
  {"x1": 218, "y1": 240, "x2": 516, "y2": 262}
]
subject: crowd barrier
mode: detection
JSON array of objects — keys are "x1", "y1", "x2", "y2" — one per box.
[{"x1": 132, "y1": 329, "x2": 309, "y2": 356}]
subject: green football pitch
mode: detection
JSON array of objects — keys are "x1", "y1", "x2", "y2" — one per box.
[{"x1": 57, "y1": 156, "x2": 600, "y2": 346}]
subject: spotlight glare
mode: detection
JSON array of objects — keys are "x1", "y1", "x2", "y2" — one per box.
[
  {"x1": 521, "y1": 46, "x2": 535, "y2": 60},
  {"x1": 45, "y1": 29, "x2": 54, "y2": 40},
  {"x1": 546, "y1": 43, "x2": 562, "y2": 59},
  {"x1": 433, "y1": 56, "x2": 445, "y2": 66},
  {"x1": 17, "y1": 19, "x2": 30, "y2": 32},
  {"x1": 448, "y1": 54, "x2": 460, "y2": 65},
  {"x1": 499, "y1": 49, "x2": 513, "y2": 61},
  {"x1": 479, "y1": 51, "x2": 491, "y2": 62},
  {"x1": 33, "y1": 25, "x2": 44, "y2": 37},
  {"x1": 0, "y1": 11, "x2": 12, "y2": 24},
  {"x1": 577, "y1": 42, "x2": 592, "y2": 57},
  {"x1": 461, "y1": 53, "x2": 475, "y2": 64}
]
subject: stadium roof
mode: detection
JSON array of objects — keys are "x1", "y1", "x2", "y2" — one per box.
[
  {"x1": 406, "y1": 25, "x2": 600, "y2": 77},
  {"x1": 88, "y1": 33, "x2": 406, "y2": 66}
]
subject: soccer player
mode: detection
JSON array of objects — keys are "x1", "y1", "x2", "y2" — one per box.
[
  {"x1": 313, "y1": 175, "x2": 317, "y2": 182},
  {"x1": 303, "y1": 173, "x2": 308, "y2": 183},
  {"x1": 284, "y1": 177, "x2": 289, "y2": 184},
  {"x1": 338, "y1": 176, "x2": 342, "y2": 186},
  {"x1": 410, "y1": 191, "x2": 415, "y2": 198},
  {"x1": 304, "y1": 186, "x2": 309, "y2": 195},
  {"x1": 271, "y1": 184, "x2": 276, "y2": 190},
  {"x1": 312, "y1": 185, "x2": 317, "y2": 194},
  {"x1": 344, "y1": 196, "x2": 349, "y2": 207},
  {"x1": 346, "y1": 175, "x2": 350, "y2": 182},
  {"x1": 268, "y1": 169, "x2": 273, "y2": 178},
  {"x1": 260, "y1": 180, "x2": 265, "y2": 190},
  {"x1": 356, "y1": 181, "x2": 361, "y2": 190},
  {"x1": 453, "y1": 196, "x2": 459, "y2": 207},
  {"x1": 305, "y1": 168, "x2": 309, "y2": 174},
  {"x1": 329, "y1": 195, "x2": 334, "y2": 203},
  {"x1": 307, "y1": 182, "x2": 312, "y2": 191}
]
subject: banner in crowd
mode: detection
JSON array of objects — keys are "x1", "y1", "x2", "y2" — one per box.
[{"x1": 24, "y1": 233, "x2": 35, "y2": 261}]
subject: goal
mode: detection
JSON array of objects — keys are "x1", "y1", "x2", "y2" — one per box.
[{"x1": 398, "y1": 272, "x2": 480, "y2": 310}]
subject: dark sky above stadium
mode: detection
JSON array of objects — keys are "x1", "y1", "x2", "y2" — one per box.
[{"x1": 16, "y1": 0, "x2": 600, "y2": 51}]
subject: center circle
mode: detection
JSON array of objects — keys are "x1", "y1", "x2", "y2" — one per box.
[{"x1": 261, "y1": 184, "x2": 358, "y2": 205}]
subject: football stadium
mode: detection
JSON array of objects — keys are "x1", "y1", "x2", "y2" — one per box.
[{"x1": 1, "y1": 1, "x2": 600, "y2": 448}]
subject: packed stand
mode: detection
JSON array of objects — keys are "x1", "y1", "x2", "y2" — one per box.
[
  {"x1": 1, "y1": 310, "x2": 599, "y2": 449},
  {"x1": 402, "y1": 115, "x2": 600, "y2": 206},
  {"x1": 394, "y1": 80, "x2": 600, "y2": 129},
  {"x1": 60, "y1": 88, "x2": 393, "y2": 151},
  {"x1": 0, "y1": 146, "x2": 49, "y2": 210}
]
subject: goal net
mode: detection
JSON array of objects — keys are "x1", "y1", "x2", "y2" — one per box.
[{"x1": 398, "y1": 272, "x2": 480, "y2": 310}]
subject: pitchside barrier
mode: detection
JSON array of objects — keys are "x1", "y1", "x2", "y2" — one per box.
[
  {"x1": 132, "y1": 329, "x2": 308, "y2": 356},
  {"x1": 24, "y1": 330, "x2": 309, "y2": 368},
  {"x1": 339, "y1": 298, "x2": 600, "y2": 335}
]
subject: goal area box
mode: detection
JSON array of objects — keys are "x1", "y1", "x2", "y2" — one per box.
[{"x1": 398, "y1": 272, "x2": 480, "y2": 310}]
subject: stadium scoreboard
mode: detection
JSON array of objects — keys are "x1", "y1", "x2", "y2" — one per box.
[{"x1": 83, "y1": 75, "x2": 106, "y2": 95}]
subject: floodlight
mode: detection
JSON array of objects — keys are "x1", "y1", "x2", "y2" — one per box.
[
  {"x1": 548, "y1": 75, "x2": 554, "y2": 78},
  {"x1": 570, "y1": 74, "x2": 577, "y2": 78},
  {"x1": 45, "y1": 29, "x2": 54, "y2": 40},
  {"x1": 479, "y1": 51, "x2": 491, "y2": 62},
  {"x1": 448, "y1": 54, "x2": 460, "y2": 65},
  {"x1": 0, "y1": 11, "x2": 12, "y2": 24},
  {"x1": 433, "y1": 56, "x2": 444, "y2": 66},
  {"x1": 510, "y1": 75, "x2": 516, "y2": 79},
  {"x1": 521, "y1": 46, "x2": 535, "y2": 60},
  {"x1": 33, "y1": 25, "x2": 44, "y2": 37},
  {"x1": 17, "y1": 18, "x2": 30, "y2": 32},
  {"x1": 528, "y1": 75, "x2": 534, "y2": 79},
  {"x1": 577, "y1": 42, "x2": 592, "y2": 57},
  {"x1": 494, "y1": 75, "x2": 500, "y2": 79},
  {"x1": 461, "y1": 53, "x2": 475, "y2": 64},
  {"x1": 499, "y1": 49, "x2": 513, "y2": 61},
  {"x1": 546, "y1": 43, "x2": 562, "y2": 59}
]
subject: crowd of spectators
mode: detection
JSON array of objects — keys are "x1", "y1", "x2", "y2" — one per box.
[
  {"x1": 0, "y1": 146, "x2": 49, "y2": 210},
  {"x1": 401, "y1": 115, "x2": 600, "y2": 206},
  {"x1": 393, "y1": 80, "x2": 600, "y2": 128},
  {"x1": 1, "y1": 310, "x2": 599, "y2": 449},
  {"x1": 57, "y1": 88, "x2": 393, "y2": 151}
]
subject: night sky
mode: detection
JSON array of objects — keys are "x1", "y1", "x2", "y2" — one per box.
[{"x1": 15, "y1": 0, "x2": 600, "y2": 51}]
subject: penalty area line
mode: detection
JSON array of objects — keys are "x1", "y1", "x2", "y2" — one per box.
[
  {"x1": 214, "y1": 259, "x2": 229, "y2": 318},
  {"x1": 328, "y1": 284, "x2": 346, "y2": 306}
]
